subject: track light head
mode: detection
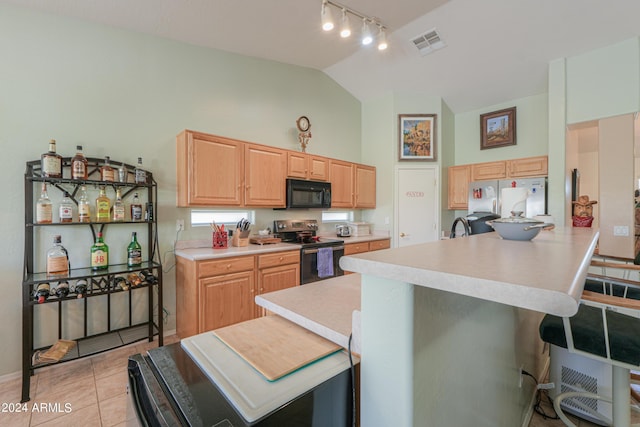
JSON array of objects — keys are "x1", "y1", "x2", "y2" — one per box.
[
  {"x1": 361, "y1": 18, "x2": 373, "y2": 45},
  {"x1": 377, "y1": 27, "x2": 388, "y2": 50},
  {"x1": 339, "y1": 9, "x2": 351, "y2": 38},
  {"x1": 321, "y1": 0, "x2": 334, "y2": 31}
]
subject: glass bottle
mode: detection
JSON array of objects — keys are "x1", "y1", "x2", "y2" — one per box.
[
  {"x1": 46, "y1": 235, "x2": 69, "y2": 276},
  {"x1": 130, "y1": 192, "x2": 143, "y2": 221},
  {"x1": 36, "y1": 183, "x2": 53, "y2": 224},
  {"x1": 100, "y1": 156, "x2": 115, "y2": 182},
  {"x1": 95, "y1": 186, "x2": 111, "y2": 222},
  {"x1": 54, "y1": 281, "x2": 70, "y2": 298},
  {"x1": 59, "y1": 191, "x2": 74, "y2": 223},
  {"x1": 41, "y1": 139, "x2": 62, "y2": 178},
  {"x1": 74, "y1": 279, "x2": 88, "y2": 298},
  {"x1": 112, "y1": 188, "x2": 125, "y2": 222},
  {"x1": 127, "y1": 232, "x2": 142, "y2": 267},
  {"x1": 34, "y1": 283, "x2": 50, "y2": 304},
  {"x1": 134, "y1": 157, "x2": 147, "y2": 184},
  {"x1": 118, "y1": 162, "x2": 127, "y2": 183},
  {"x1": 77, "y1": 185, "x2": 91, "y2": 223},
  {"x1": 139, "y1": 269, "x2": 157, "y2": 284},
  {"x1": 71, "y1": 145, "x2": 88, "y2": 180},
  {"x1": 91, "y1": 232, "x2": 109, "y2": 270}
]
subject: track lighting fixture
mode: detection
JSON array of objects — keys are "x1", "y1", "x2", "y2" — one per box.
[
  {"x1": 339, "y1": 9, "x2": 351, "y2": 38},
  {"x1": 321, "y1": 0, "x2": 334, "y2": 31},
  {"x1": 320, "y1": 0, "x2": 388, "y2": 51}
]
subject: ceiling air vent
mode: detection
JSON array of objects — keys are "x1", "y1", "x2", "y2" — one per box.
[{"x1": 411, "y1": 28, "x2": 446, "y2": 56}]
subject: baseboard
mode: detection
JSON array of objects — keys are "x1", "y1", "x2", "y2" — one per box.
[{"x1": 521, "y1": 356, "x2": 551, "y2": 427}]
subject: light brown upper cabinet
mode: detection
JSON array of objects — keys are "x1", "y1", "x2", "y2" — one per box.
[
  {"x1": 177, "y1": 130, "x2": 244, "y2": 207},
  {"x1": 507, "y1": 156, "x2": 548, "y2": 178},
  {"x1": 355, "y1": 164, "x2": 376, "y2": 208},
  {"x1": 471, "y1": 161, "x2": 507, "y2": 181},
  {"x1": 244, "y1": 144, "x2": 286, "y2": 207},
  {"x1": 448, "y1": 165, "x2": 471, "y2": 210},
  {"x1": 287, "y1": 152, "x2": 329, "y2": 181},
  {"x1": 330, "y1": 160, "x2": 355, "y2": 208}
]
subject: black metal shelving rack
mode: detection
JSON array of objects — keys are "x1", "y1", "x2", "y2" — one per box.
[{"x1": 21, "y1": 157, "x2": 163, "y2": 402}]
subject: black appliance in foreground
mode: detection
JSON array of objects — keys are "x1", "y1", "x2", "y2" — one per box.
[
  {"x1": 127, "y1": 343, "x2": 353, "y2": 426},
  {"x1": 274, "y1": 219, "x2": 344, "y2": 284},
  {"x1": 450, "y1": 212, "x2": 500, "y2": 238},
  {"x1": 282, "y1": 179, "x2": 331, "y2": 209}
]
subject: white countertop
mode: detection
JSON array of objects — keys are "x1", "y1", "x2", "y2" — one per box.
[
  {"x1": 175, "y1": 233, "x2": 390, "y2": 261},
  {"x1": 340, "y1": 227, "x2": 599, "y2": 317},
  {"x1": 255, "y1": 274, "x2": 361, "y2": 352}
]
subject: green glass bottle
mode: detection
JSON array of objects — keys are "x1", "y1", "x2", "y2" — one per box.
[
  {"x1": 127, "y1": 232, "x2": 142, "y2": 267},
  {"x1": 91, "y1": 232, "x2": 109, "y2": 270}
]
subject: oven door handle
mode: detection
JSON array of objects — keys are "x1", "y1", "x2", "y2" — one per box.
[{"x1": 302, "y1": 245, "x2": 344, "y2": 255}]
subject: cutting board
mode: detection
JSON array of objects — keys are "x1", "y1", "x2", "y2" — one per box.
[
  {"x1": 213, "y1": 316, "x2": 341, "y2": 381},
  {"x1": 249, "y1": 236, "x2": 282, "y2": 245}
]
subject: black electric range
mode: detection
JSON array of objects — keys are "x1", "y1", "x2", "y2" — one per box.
[{"x1": 273, "y1": 219, "x2": 345, "y2": 284}]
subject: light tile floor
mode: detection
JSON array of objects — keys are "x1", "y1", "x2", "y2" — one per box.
[
  {"x1": 0, "y1": 334, "x2": 179, "y2": 427},
  {"x1": 2, "y1": 335, "x2": 638, "y2": 427}
]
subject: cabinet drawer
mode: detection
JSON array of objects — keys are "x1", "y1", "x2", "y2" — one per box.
[
  {"x1": 344, "y1": 243, "x2": 369, "y2": 255},
  {"x1": 369, "y1": 239, "x2": 390, "y2": 251},
  {"x1": 258, "y1": 251, "x2": 300, "y2": 269},
  {"x1": 198, "y1": 256, "x2": 255, "y2": 278}
]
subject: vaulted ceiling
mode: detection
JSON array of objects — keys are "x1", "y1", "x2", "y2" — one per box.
[{"x1": 3, "y1": 0, "x2": 640, "y2": 112}]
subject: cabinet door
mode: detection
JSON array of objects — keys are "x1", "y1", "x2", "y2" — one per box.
[
  {"x1": 355, "y1": 164, "x2": 376, "y2": 208},
  {"x1": 471, "y1": 161, "x2": 506, "y2": 181},
  {"x1": 308, "y1": 155, "x2": 329, "y2": 181},
  {"x1": 507, "y1": 156, "x2": 548, "y2": 178},
  {"x1": 344, "y1": 242, "x2": 369, "y2": 255},
  {"x1": 199, "y1": 271, "x2": 255, "y2": 332},
  {"x1": 448, "y1": 165, "x2": 471, "y2": 210},
  {"x1": 287, "y1": 152, "x2": 308, "y2": 179},
  {"x1": 177, "y1": 131, "x2": 243, "y2": 207},
  {"x1": 245, "y1": 144, "x2": 286, "y2": 207},
  {"x1": 257, "y1": 264, "x2": 300, "y2": 316},
  {"x1": 330, "y1": 160, "x2": 354, "y2": 208}
]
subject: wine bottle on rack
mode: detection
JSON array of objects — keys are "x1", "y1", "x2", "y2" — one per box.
[
  {"x1": 100, "y1": 156, "x2": 115, "y2": 182},
  {"x1": 118, "y1": 162, "x2": 127, "y2": 183},
  {"x1": 127, "y1": 272, "x2": 142, "y2": 287},
  {"x1": 139, "y1": 270, "x2": 157, "y2": 284},
  {"x1": 46, "y1": 235, "x2": 69, "y2": 277},
  {"x1": 112, "y1": 188, "x2": 125, "y2": 222},
  {"x1": 59, "y1": 191, "x2": 74, "y2": 223},
  {"x1": 130, "y1": 192, "x2": 142, "y2": 221},
  {"x1": 41, "y1": 139, "x2": 62, "y2": 178},
  {"x1": 95, "y1": 186, "x2": 111, "y2": 222},
  {"x1": 34, "y1": 283, "x2": 50, "y2": 304},
  {"x1": 71, "y1": 145, "x2": 88, "y2": 180},
  {"x1": 74, "y1": 279, "x2": 88, "y2": 298},
  {"x1": 78, "y1": 185, "x2": 91, "y2": 223},
  {"x1": 127, "y1": 232, "x2": 142, "y2": 267},
  {"x1": 134, "y1": 157, "x2": 147, "y2": 184},
  {"x1": 36, "y1": 183, "x2": 53, "y2": 224},
  {"x1": 54, "y1": 281, "x2": 70, "y2": 298},
  {"x1": 113, "y1": 276, "x2": 129, "y2": 291},
  {"x1": 90, "y1": 232, "x2": 109, "y2": 270}
]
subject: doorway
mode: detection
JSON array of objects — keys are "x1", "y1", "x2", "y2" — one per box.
[{"x1": 395, "y1": 166, "x2": 439, "y2": 247}]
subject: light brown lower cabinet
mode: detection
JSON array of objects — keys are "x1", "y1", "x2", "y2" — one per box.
[
  {"x1": 176, "y1": 250, "x2": 300, "y2": 338},
  {"x1": 343, "y1": 239, "x2": 391, "y2": 274}
]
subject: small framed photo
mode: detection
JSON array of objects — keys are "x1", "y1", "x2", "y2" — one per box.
[
  {"x1": 480, "y1": 107, "x2": 516, "y2": 150},
  {"x1": 398, "y1": 114, "x2": 437, "y2": 161}
]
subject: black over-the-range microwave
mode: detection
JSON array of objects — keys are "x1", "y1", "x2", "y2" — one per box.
[{"x1": 283, "y1": 178, "x2": 331, "y2": 209}]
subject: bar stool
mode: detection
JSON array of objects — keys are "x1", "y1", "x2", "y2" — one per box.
[{"x1": 540, "y1": 272, "x2": 640, "y2": 426}]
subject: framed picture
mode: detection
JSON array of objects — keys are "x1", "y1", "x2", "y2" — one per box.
[
  {"x1": 480, "y1": 107, "x2": 516, "y2": 150},
  {"x1": 398, "y1": 114, "x2": 437, "y2": 161}
]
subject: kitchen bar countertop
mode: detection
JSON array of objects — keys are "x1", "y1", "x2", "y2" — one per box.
[
  {"x1": 255, "y1": 274, "x2": 361, "y2": 351},
  {"x1": 340, "y1": 226, "x2": 598, "y2": 317}
]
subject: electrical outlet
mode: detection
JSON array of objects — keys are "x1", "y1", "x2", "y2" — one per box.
[{"x1": 176, "y1": 219, "x2": 184, "y2": 232}]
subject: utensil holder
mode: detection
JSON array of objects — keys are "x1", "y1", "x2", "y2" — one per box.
[
  {"x1": 212, "y1": 231, "x2": 228, "y2": 249},
  {"x1": 231, "y1": 233, "x2": 248, "y2": 247}
]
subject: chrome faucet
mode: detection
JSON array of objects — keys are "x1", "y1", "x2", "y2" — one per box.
[{"x1": 450, "y1": 217, "x2": 471, "y2": 238}]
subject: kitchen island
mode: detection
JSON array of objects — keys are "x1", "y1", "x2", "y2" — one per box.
[{"x1": 338, "y1": 226, "x2": 598, "y2": 427}]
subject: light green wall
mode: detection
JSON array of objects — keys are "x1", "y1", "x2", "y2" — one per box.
[{"x1": 0, "y1": 3, "x2": 361, "y2": 377}]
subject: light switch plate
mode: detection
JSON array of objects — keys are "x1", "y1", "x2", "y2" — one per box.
[{"x1": 613, "y1": 225, "x2": 629, "y2": 236}]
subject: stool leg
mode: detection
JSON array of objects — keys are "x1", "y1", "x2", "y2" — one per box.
[{"x1": 612, "y1": 365, "x2": 631, "y2": 427}]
